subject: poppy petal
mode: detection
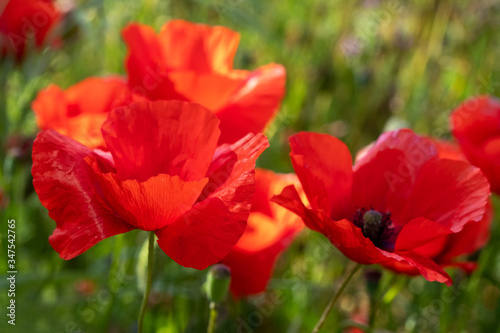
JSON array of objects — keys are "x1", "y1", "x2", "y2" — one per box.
[
  {"x1": 157, "y1": 19, "x2": 240, "y2": 73},
  {"x1": 395, "y1": 217, "x2": 452, "y2": 252},
  {"x1": 451, "y1": 96, "x2": 500, "y2": 146},
  {"x1": 216, "y1": 64, "x2": 286, "y2": 144},
  {"x1": 200, "y1": 133, "x2": 269, "y2": 218},
  {"x1": 408, "y1": 236, "x2": 449, "y2": 260},
  {"x1": 451, "y1": 96, "x2": 500, "y2": 193},
  {"x1": 249, "y1": 168, "x2": 277, "y2": 218},
  {"x1": 355, "y1": 129, "x2": 438, "y2": 171},
  {"x1": 439, "y1": 200, "x2": 493, "y2": 262},
  {"x1": 122, "y1": 20, "x2": 240, "y2": 101},
  {"x1": 391, "y1": 252, "x2": 452, "y2": 286},
  {"x1": 394, "y1": 159, "x2": 489, "y2": 232},
  {"x1": 102, "y1": 101, "x2": 220, "y2": 182},
  {"x1": 273, "y1": 185, "x2": 390, "y2": 263},
  {"x1": 236, "y1": 171, "x2": 305, "y2": 251},
  {"x1": 155, "y1": 197, "x2": 245, "y2": 270},
  {"x1": 32, "y1": 130, "x2": 134, "y2": 260},
  {"x1": 88, "y1": 156, "x2": 208, "y2": 231},
  {"x1": 222, "y1": 169, "x2": 304, "y2": 297},
  {"x1": 272, "y1": 184, "x2": 324, "y2": 233},
  {"x1": 0, "y1": 0, "x2": 62, "y2": 60},
  {"x1": 122, "y1": 20, "x2": 285, "y2": 144},
  {"x1": 324, "y1": 217, "x2": 397, "y2": 265},
  {"x1": 353, "y1": 130, "x2": 438, "y2": 221},
  {"x1": 164, "y1": 71, "x2": 245, "y2": 111},
  {"x1": 222, "y1": 220, "x2": 298, "y2": 296},
  {"x1": 251, "y1": 168, "x2": 307, "y2": 219},
  {"x1": 32, "y1": 76, "x2": 134, "y2": 148},
  {"x1": 122, "y1": 23, "x2": 185, "y2": 101},
  {"x1": 273, "y1": 184, "x2": 453, "y2": 285},
  {"x1": 353, "y1": 149, "x2": 409, "y2": 218},
  {"x1": 289, "y1": 132, "x2": 353, "y2": 220},
  {"x1": 432, "y1": 138, "x2": 468, "y2": 161},
  {"x1": 443, "y1": 262, "x2": 477, "y2": 274}
]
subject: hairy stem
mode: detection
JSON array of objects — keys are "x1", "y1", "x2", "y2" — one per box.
[
  {"x1": 138, "y1": 231, "x2": 155, "y2": 333},
  {"x1": 312, "y1": 263, "x2": 362, "y2": 333}
]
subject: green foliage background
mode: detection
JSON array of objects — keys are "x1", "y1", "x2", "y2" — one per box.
[{"x1": 1, "y1": 0, "x2": 500, "y2": 332}]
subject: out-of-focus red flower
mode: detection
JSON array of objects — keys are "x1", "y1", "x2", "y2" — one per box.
[
  {"x1": 383, "y1": 139, "x2": 493, "y2": 275},
  {"x1": 345, "y1": 307, "x2": 368, "y2": 333},
  {"x1": 74, "y1": 279, "x2": 95, "y2": 296},
  {"x1": 32, "y1": 77, "x2": 143, "y2": 149},
  {"x1": 122, "y1": 19, "x2": 286, "y2": 144},
  {"x1": 0, "y1": 0, "x2": 62, "y2": 61},
  {"x1": 273, "y1": 129, "x2": 490, "y2": 286},
  {"x1": 451, "y1": 95, "x2": 500, "y2": 194},
  {"x1": 222, "y1": 169, "x2": 306, "y2": 297},
  {"x1": 32, "y1": 20, "x2": 284, "y2": 148},
  {"x1": 32, "y1": 100, "x2": 269, "y2": 269}
]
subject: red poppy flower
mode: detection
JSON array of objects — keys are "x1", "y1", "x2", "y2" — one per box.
[
  {"x1": 451, "y1": 95, "x2": 500, "y2": 194},
  {"x1": 347, "y1": 307, "x2": 368, "y2": 333},
  {"x1": 272, "y1": 129, "x2": 490, "y2": 286},
  {"x1": 122, "y1": 19, "x2": 286, "y2": 144},
  {"x1": 382, "y1": 139, "x2": 493, "y2": 275},
  {"x1": 222, "y1": 169, "x2": 305, "y2": 297},
  {"x1": 32, "y1": 100, "x2": 269, "y2": 269},
  {"x1": 0, "y1": 0, "x2": 62, "y2": 60},
  {"x1": 32, "y1": 76, "x2": 142, "y2": 149}
]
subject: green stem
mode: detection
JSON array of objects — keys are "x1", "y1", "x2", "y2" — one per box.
[
  {"x1": 369, "y1": 274, "x2": 396, "y2": 330},
  {"x1": 368, "y1": 293, "x2": 376, "y2": 333},
  {"x1": 312, "y1": 263, "x2": 362, "y2": 333},
  {"x1": 207, "y1": 301, "x2": 217, "y2": 333},
  {"x1": 100, "y1": 234, "x2": 125, "y2": 332},
  {"x1": 138, "y1": 231, "x2": 155, "y2": 333}
]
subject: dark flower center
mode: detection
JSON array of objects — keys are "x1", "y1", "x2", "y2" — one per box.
[{"x1": 352, "y1": 208, "x2": 395, "y2": 250}]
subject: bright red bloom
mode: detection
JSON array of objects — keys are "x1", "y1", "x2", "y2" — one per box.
[
  {"x1": 0, "y1": 0, "x2": 62, "y2": 60},
  {"x1": 32, "y1": 76, "x2": 143, "y2": 149},
  {"x1": 451, "y1": 95, "x2": 500, "y2": 194},
  {"x1": 122, "y1": 19, "x2": 286, "y2": 144},
  {"x1": 32, "y1": 100, "x2": 269, "y2": 269},
  {"x1": 383, "y1": 139, "x2": 493, "y2": 275},
  {"x1": 222, "y1": 169, "x2": 305, "y2": 297},
  {"x1": 273, "y1": 129, "x2": 490, "y2": 286}
]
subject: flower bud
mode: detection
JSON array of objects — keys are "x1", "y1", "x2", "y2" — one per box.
[{"x1": 205, "y1": 264, "x2": 231, "y2": 304}]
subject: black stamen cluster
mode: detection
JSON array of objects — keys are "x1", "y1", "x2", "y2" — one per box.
[{"x1": 352, "y1": 207, "x2": 395, "y2": 250}]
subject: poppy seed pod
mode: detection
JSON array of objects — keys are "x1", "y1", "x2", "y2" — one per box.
[{"x1": 205, "y1": 264, "x2": 231, "y2": 304}]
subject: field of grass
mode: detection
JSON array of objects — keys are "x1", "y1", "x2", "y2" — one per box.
[{"x1": 1, "y1": 0, "x2": 500, "y2": 332}]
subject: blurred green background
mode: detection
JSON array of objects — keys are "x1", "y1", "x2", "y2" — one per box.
[{"x1": 1, "y1": 0, "x2": 500, "y2": 332}]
